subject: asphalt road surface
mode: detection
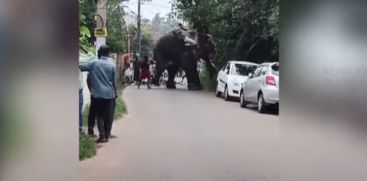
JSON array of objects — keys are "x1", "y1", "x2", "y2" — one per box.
[{"x1": 80, "y1": 85, "x2": 279, "y2": 181}]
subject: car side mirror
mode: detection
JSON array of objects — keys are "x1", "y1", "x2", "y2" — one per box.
[{"x1": 248, "y1": 73, "x2": 253, "y2": 78}]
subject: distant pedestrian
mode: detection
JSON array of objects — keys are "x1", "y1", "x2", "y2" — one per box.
[
  {"x1": 138, "y1": 56, "x2": 151, "y2": 89},
  {"x1": 80, "y1": 45, "x2": 117, "y2": 143},
  {"x1": 133, "y1": 56, "x2": 140, "y2": 84}
]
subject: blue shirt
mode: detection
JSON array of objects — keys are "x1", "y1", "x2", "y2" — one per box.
[{"x1": 79, "y1": 57, "x2": 116, "y2": 99}]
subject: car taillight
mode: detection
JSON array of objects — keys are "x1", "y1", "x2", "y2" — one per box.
[{"x1": 266, "y1": 76, "x2": 276, "y2": 86}]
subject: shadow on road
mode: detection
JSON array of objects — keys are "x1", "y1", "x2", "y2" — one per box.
[{"x1": 243, "y1": 104, "x2": 279, "y2": 115}]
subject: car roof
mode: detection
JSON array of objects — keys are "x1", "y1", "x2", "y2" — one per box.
[
  {"x1": 228, "y1": 60, "x2": 259, "y2": 66},
  {"x1": 259, "y1": 62, "x2": 278, "y2": 66}
]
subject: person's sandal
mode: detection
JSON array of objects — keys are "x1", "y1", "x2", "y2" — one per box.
[{"x1": 95, "y1": 137, "x2": 108, "y2": 143}]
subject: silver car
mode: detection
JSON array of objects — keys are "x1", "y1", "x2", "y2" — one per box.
[{"x1": 240, "y1": 62, "x2": 279, "y2": 113}]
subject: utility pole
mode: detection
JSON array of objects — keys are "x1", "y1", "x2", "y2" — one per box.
[
  {"x1": 136, "y1": 0, "x2": 142, "y2": 56},
  {"x1": 95, "y1": 0, "x2": 108, "y2": 55}
]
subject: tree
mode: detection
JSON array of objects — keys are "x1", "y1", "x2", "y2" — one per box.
[
  {"x1": 151, "y1": 13, "x2": 180, "y2": 41},
  {"x1": 106, "y1": 0, "x2": 129, "y2": 53},
  {"x1": 172, "y1": 0, "x2": 279, "y2": 66},
  {"x1": 140, "y1": 19, "x2": 154, "y2": 56},
  {"x1": 79, "y1": 0, "x2": 98, "y2": 47}
]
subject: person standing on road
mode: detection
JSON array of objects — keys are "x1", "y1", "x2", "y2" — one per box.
[
  {"x1": 79, "y1": 46, "x2": 95, "y2": 132},
  {"x1": 133, "y1": 56, "x2": 140, "y2": 85},
  {"x1": 86, "y1": 73, "x2": 96, "y2": 137},
  {"x1": 86, "y1": 48, "x2": 102, "y2": 137},
  {"x1": 80, "y1": 45, "x2": 117, "y2": 143},
  {"x1": 138, "y1": 55, "x2": 151, "y2": 89}
]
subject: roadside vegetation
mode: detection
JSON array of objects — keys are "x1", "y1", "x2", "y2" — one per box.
[
  {"x1": 79, "y1": 132, "x2": 97, "y2": 160},
  {"x1": 172, "y1": 0, "x2": 279, "y2": 91},
  {"x1": 200, "y1": 69, "x2": 217, "y2": 91},
  {"x1": 114, "y1": 95, "x2": 127, "y2": 119},
  {"x1": 79, "y1": 86, "x2": 127, "y2": 160}
]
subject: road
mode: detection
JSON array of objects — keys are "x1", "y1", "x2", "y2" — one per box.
[{"x1": 80, "y1": 85, "x2": 279, "y2": 181}]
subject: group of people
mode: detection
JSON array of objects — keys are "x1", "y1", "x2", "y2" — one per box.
[
  {"x1": 77, "y1": 23, "x2": 196, "y2": 143},
  {"x1": 123, "y1": 55, "x2": 155, "y2": 89},
  {"x1": 79, "y1": 45, "x2": 117, "y2": 143}
]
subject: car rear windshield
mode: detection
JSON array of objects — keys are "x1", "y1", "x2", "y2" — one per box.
[
  {"x1": 233, "y1": 64, "x2": 257, "y2": 76},
  {"x1": 271, "y1": 63, "x2": 279, "y2": 75}
]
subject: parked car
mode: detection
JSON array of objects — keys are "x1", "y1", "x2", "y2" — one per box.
[
  {"x1": 216, "y1": 61, "x2": 259, "y2": 100},
  {"x1": 240, "y1": 62, "x2": 279, "y2": 113}
]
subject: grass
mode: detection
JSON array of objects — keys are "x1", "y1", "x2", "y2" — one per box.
[
  {"x1": 200, "y1": 69, "x2": 218, "y2": 91},
  {"x1": 82, "y1": 103, "x2": 90, "y2": 127},
  {"x1": 79, "y1": 88, "x2": 127, "y2": 161},
  {"x1": 79, "y1": 132, "x2": 97, "y2": 160},
  {"x1": 114, "y1": 96, "x2": 127, "y2": 119}
]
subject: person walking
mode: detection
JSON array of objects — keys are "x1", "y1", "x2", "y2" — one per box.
[
  {"x1": 80, "y1": 45, "x2": 117, "y2": 143},
  {"x1": 133, "y1": 56, "x2": 140, "y2": 85},
  {"x1": 138, "y1": 56, "x2": 151, "y2": 89}
]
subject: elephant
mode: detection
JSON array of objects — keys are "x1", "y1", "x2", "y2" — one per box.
[{"x1": 152, "y1": 31, "x2": 217, "y2": 90}]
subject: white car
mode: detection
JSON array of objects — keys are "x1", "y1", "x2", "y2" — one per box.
[
  {"x1": 240, "y1": 62, "x2": 279, "y2": 113},
  {"x1": 216, "y1": 61, "x2": 259, "y2": 100}
]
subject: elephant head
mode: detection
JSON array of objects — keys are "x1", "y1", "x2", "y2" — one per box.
[{"x1": 196, "y1": 33, "x2": 218, "y2": 76}]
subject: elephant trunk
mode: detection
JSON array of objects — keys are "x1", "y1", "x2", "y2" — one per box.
[
  {"x1": 206, "y1": 60, "x2": 218, "y2": 77},
  {"x1": 201, "y1": 48, "x2": 218, "y2": 77}
]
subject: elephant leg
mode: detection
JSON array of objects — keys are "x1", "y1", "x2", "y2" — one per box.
[
  {"x1": 166, "y1": 64, "x2": 179, "y2": 89},
  {"x1": 186, "y1": 65, "x2": 203, "y2": 90},
  {"x1": 182, "y1": 55, "x2": 203, "y2": 90}
]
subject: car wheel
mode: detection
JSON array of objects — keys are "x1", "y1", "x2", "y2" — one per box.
[
  {"x1": 216, "y1": 90, "x2": 222, "y2": 97},
  {"x1": 216, "y1": 86, "x2": 222, "y2": 97},
  {"x1": 240, "y1": 91, "x2": 247, "y2": 108},
  {"x1": 224, "y1": 86, "x2": 230, "y2": 101},
  {"x1": 257, "y1": 93, "x2": 266, "y2": 113}
]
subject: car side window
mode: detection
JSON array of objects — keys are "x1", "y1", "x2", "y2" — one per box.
[
  {"x1": 225, "y1": 64, "x2": 230, "y2": 74},
  {"x1": 253, "y1": 66, "x2": 262, "y2": 77},
  {"x1": 261, "y1": 66, "x2": 268, "y2": 75},
  {"x1": 221, "y1": 64, "x2": 227, "y2": 71}
]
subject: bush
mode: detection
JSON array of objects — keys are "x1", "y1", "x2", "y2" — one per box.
[
  {"x1": 79, "y1": 86, "x2": 127, "y2": 161},
  {"x1": 82, "y1": 103, "x2": 90, "y2": 127},
  {"x1": 200, "y1": 69, "x2": 218, "y2": 91},
  {"x1": 79, "y1": 133, "x2": 96, "y2": 160},
  {"x1": 114, "y1": 96, "x2": 127, "y2": 119}
]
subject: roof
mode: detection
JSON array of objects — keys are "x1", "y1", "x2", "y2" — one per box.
[
  {"x1": 228, "y1": 60, "x2": 259, "y2": 66},
  {"x1": 259, "y1": 62, "x2": 278, "y2": 66}
]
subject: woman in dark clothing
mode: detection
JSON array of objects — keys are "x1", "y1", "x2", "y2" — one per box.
[{"x1": 138, "y1": 56, "x2": 151, "y2": 89}]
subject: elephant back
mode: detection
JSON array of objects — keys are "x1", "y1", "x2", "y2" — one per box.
[{"x1": 154, "y1": 33, "x2": 186, "y2": 59}]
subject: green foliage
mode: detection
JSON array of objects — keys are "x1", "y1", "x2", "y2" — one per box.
[
  {"x1": 127, "y1": 22, "x2": 154, "y2": 57},
  {"x1": 200, "y1": 68, "x2": 218, "y2": 91},
  {"x1": 140, "y1": 19, "x2": 154, "y2": 56},
  {"x1": 79, "y1": 0, "x2": 98, "y2": 46},
  {"x1": 106, "y1": 0, "x2": 128, "y2": 53},
  {"x1": 151, "y1": 13, "x2": 180, "y2": 41},
  {"x1": 82, "y1": 103, "x2": 90, "y2": 127},
  {"x1": 172, "y1": 0, "x2": 279, "y2": 66},
  {"x1": 80, "y1": 14, "x2": 92, "y2": 46},
  {"x1": 114, "y1": 96, "x2": 127, "y2": 119},
  {"x1": 79, "y1": 133, "x2": 97, "y2": 160}
]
